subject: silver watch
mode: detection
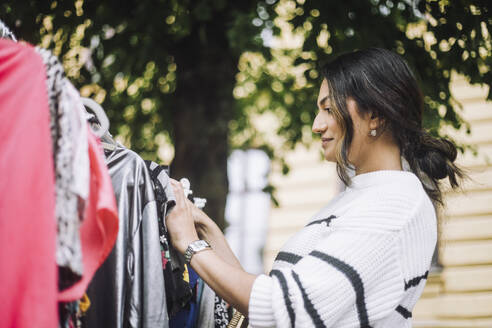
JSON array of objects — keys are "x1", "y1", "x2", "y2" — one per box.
[{"x1": 184, "y1": 240, "x2": 211, "y2": 263}]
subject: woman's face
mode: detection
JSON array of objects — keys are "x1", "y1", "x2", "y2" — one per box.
[{"x1": 312, "y1": 79, "x2": 373, "y2": 166}]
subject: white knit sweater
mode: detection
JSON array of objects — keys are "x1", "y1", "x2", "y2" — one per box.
[{"x1": 248, "y1": 170, "x2": 437, "y2": 328}]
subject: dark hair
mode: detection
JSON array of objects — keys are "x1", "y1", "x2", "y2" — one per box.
[{"x1": 320, "y1": 47, "x2": 463, "y2": 204}]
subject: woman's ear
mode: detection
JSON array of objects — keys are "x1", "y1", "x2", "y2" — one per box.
[{"x1": 369, "y1": 111, "x2": 385, "y2": 131}]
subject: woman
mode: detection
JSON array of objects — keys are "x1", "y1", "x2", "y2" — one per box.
[{"x1": 166, "y1": 48, "x2": 463, "y2": 327}]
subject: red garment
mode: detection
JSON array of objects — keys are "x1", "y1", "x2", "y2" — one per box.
[
  {"x1": 0, "y1": 40, "x2": 58, "y2": 327},
  {"x1": 58, "y1": 130, "x2": 119, "y2": 302}
]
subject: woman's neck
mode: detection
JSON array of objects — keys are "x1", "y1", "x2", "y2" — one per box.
[{"x1": 355, "y1": 136, "x2": 402, "y2": 175}]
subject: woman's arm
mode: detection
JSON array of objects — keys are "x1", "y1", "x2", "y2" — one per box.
[
  {"x1": 166, "y1": 179, "x2": 256, "y2": 315},
  {"x1": 192, "y1": 206, "x2": 243, "y2": 269},
  {"x1": 189, "y1": 245, "x2": 256, "y2": 315}
]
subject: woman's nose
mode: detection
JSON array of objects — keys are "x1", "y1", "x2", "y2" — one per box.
[{"x1": 312, "y1": 113, "x2": 328, "y2": 134}]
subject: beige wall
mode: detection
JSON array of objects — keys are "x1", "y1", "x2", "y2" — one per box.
[
  {"x1": 263, "y1": 76, "x2": 492, "y2": 327},
  {"x1": 412, "y1": 77, "x2": 492, "y2": 328}
]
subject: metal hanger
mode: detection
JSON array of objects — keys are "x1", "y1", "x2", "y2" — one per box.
[
  {"x1": 100, "y1": 134, "x2": 118, "y2": 151},
  {"x1": 81, "y1": 97, "x2": 119, "y2": 151},
  {"x1": 0, "y1": 19, "x2": 17, "y2": 42},
  {"x1": 81, "y1": 97, "x2": 110, "y2": 138}
]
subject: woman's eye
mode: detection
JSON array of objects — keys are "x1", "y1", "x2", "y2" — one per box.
[{"x1": 323, "y1": 107, "x2": 332, "y2": 113}]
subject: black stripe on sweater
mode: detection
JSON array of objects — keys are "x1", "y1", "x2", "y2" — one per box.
[
  {"x1": 404, "y1": 271, "x2": 429, "y2": 290},
  {"x1": 274, "y1": 251, "x2": 302, "y2": 265},
  {"x1": 310, "y1": 250, "x2": 372, "y2": 328},
  {"x1": 270, "y1": 270, "x2": 296, "y2": 327},
  {"x1": 305, "y1": 215, "x2": 337, "y2": 227},
  {"x1": 291, "y1": 271, "x2": 326, "y2": 328},
  {"x1": 395, "y1": 305, "x2": 412, "y2": 319}
]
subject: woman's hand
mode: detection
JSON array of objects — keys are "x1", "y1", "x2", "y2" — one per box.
[
  {"x1": 166, "y1": 179, "x2": 199, "y2": 254},
  {"x1": 186, "y1": 199, "x2": 214, "y2": 238},
  {"x1": 166, "y1": 180, "x2": 255, "y2": 316}
]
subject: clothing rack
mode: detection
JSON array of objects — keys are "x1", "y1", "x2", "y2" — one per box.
[{"x1": 1, "y1": 26, "x2": 225, "y2": 328}]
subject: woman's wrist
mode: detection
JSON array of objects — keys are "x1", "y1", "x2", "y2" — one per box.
[
  {"x1": 196, "y1": 222, "x2": 211, "y2": 240},
  {"x1": 200, "y1": 220, "x2": 224, "y2": 244},
  {"x1": 194, "y1": 211, "x2": 219, "y2": 240},
  {"x1": 184, "y1": 240, "x2": 212, "y2": 263},
  {"x1": 175, "y1": 232, "x2": 200, "y2": 255}
]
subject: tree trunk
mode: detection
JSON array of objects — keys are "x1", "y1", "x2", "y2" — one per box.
[{"x1": 170, "y1": 18, "x2": 236, "y2": 230}]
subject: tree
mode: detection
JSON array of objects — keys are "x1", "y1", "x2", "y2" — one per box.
[
  {"x1": 235, "y1": 0, "x2": 491, "y2": 160},
  {"x1": 2, "y1": 0, "x2": 269, "y2": 230},
  {"x1": 2, "y1": 0, "x2": 490, "y2": 229}
]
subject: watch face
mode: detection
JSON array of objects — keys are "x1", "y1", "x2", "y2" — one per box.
[
  {"x1": 191, "y1": 240, "x2": 209, "y2": 251},
  {"x1": 197, "y1": 240, "x2": 208, "y2": 248},
  {"x1": 185, "y1": 240, "x2": 211, "y2": 263}
]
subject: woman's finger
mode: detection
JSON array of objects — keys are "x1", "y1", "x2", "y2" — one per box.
[
  {"x1": 169, "y1": 178, "x2": 183, "y2": 192},
  {"x1": 169, "y1": 178, "x2": 187, "y2": 206}
]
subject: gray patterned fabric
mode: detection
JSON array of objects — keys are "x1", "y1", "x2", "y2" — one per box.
[
  {"x1": 197, "y1": 283, "x2": 215, "y2": 328},
  {"x1": 197, "y1": 284, "x2": 231, "y2": 328},
  {"x1": 36, "y1": 47, "x2": 84, "y2": 288}
]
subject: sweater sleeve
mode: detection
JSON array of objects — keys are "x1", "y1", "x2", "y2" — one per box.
[{"x1": 248, "y1": 228, "x2": 404, "y2": 328}]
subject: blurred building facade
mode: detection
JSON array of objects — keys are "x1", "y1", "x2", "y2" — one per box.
[
  {"x1": 225, "y1": 149, "x2": 271, "y2": 275},
  {"x1": 263, "y1": 76, "x2": 492, "y2": 327}
]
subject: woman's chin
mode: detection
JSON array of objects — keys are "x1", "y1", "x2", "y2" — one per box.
[{"x1": 323, "y1": 151, "x2": 336, "y2": 162}]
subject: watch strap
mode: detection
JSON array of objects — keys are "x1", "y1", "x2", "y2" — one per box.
[{"x1": 184, "y1": 240, "x2": 211, "y2": 263}]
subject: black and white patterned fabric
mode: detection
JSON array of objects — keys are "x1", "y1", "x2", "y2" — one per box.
[
  {"x1": 36, "y1": 47, "x2": 83, "y2": 289},
  {"x1": 144, "y1": 161, "x2": 192, "y2": 317},
  {"x1": 214, "y1": 295, "x2": 230, "y2": 328},
  {"x1": 248, "y1": 171, "x2": 438, "y2": 328}
]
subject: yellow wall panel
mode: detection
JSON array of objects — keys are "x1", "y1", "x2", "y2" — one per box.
[
  {"x1": 435, "y1": 292, "x2": 492, "y2": 318},
  {"x1": 440, "y1": 239, "x2": 492, "y2": 266},
  {"x1": 442, "y1": 265, "x2": 492, "y2": 292},
  {"x1": 458, "y1": 101, "x2": 492, "y2": 123},
  {"x1": 442, "y1": 216, "x2": 492, "y2": 241},
  {"x1": 445, "y1": 190, "x2": 492, "y2": 218}
]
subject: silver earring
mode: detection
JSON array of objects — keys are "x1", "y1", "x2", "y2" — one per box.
[{"x1": 370, "y1": 129, "x2": 377, "y2": 137}]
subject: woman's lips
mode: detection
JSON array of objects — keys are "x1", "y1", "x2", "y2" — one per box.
[{"x1": 321, "y1": 137, "x2": 334, "y2": 147}]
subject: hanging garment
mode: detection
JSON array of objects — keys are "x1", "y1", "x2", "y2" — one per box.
[
  {"x1": 144, "y1": 161, "x2": 174, "y2": 270},
  {"x1": 197, "y1": 281, "x2": 231, "y2": 328},
  {"x1": 0, "y1": 39, "x2": 58, "y2": 328},
  {"x1": 59, "y1": 293, "x2": 91, "y2": 328},
  {"x1": 197, "y1": 282, "x2": 215, "y2": 328},
  {"x1": 169, "y1": 265, "x2": 200, "y2": 328},
  {"x1": 36, "y1": 47, "x2": 89, "y2": 289},
  {"x1": 144, "y1": 161, "x2": 203, "y2": 320},
  {"x1": 144, "y1": 161, "x2": 225, "y2": 327},
  {"x1": 59, "y1": 299, "x2": 80, "y2": 328},
  {"x1": 58, "y1": 130, "x2": 119, "y2": 302},
  {"x1": 194, "y1": 280, "x2": 231, "y2": 328},
  {"x1": 214, "y1": 296, "x2": 232, "y2": 328},
  {"x1": 83, "y1": 145, "x2": 168, "y2": 328},
  {"x1": 166, "y1": 232, "x2": 196, "y2": 317},
  {"x1": 195, "y1": 276, "x2": 232, "y2": 328},
  {"x1": 144, "y1": 161, "x2": 193, "y2": 317},
  {"x1": 64, "y1": 82, "x2": 90, "y2": 211}
]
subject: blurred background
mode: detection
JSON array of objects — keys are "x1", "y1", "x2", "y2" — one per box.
[{"x1": 2, "y1": 0, "x2": 490, "y2": 326}]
